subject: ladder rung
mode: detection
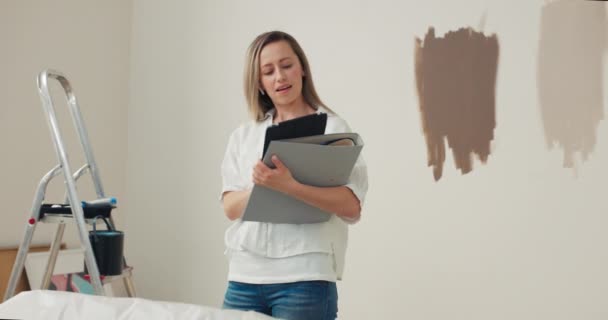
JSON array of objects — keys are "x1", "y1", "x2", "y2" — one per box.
[
  {"x1": 39, "y1": 214, "x2": 107, "y2": 224},
  {"x1": 38, "y1": 203, "x2": 113, "y2": 220},
  {"x1": 103, "y1": 266, "x2": 133, "y2": 284},
  {"x1": 83, "y1": 266, "x2": 133, "y2": 284}
]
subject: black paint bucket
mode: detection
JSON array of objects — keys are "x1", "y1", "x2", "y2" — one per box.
[{"x1": 85, "y1": 216, "x2": 124, "y2": 276}]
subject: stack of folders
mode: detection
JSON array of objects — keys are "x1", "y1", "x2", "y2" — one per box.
[{"x1": 242, "y1": 132, "x2": 364, "y2": 224}]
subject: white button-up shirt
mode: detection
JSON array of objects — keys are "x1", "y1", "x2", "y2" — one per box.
[{"x1": 220, "y1": 107, "x2": 368, "y2": 282}]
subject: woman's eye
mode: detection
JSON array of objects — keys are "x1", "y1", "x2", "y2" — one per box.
[
  {"x1": 282, "y1": 65, "x2": 292, "y2": 69},
  {"x1": 262, "y1": 70, "x2": 273, "y2": 76}
]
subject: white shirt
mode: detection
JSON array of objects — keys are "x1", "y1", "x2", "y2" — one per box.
[{"x1": 220, "y1": 107, "x2": 368, "y2": 283}]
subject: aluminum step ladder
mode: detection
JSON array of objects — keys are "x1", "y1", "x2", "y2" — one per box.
[{"x1": 3, "y1": 69, "x2": 136, "y2": 301}]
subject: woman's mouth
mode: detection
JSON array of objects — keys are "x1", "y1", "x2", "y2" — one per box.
[{"x1": 276, "y1": 85, "x2": 292, "y2": 93}]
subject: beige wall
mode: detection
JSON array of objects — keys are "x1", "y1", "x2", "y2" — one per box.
[
  {"x1": 127, "y1": 1, "x2": 608, "y2": 318},
  {"x1": 0, "y1": 1, "x2": 131, "y2": 251},
  {"x1": 2, "y1": 0, "x2": 608, "y2": 319}
]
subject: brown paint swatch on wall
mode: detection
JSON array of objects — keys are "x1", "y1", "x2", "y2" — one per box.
[
  {"x1": 415, "y1": 27, "x2": 499, "y2": 181},
  {"x1": 538, "y1": 0, "x2": 606, "y2": 169}
]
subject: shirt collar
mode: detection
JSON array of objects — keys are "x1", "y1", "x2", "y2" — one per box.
[
  {"x1": 263, "y1": 106, "x2": 328, "y2": 121},
  {"x1": 263, "y1": 108, "x2": 276, "y2": 120}
]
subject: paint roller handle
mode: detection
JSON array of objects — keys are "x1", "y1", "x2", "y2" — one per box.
[{"x1": 82, "y1": 197, "x2": 117, "y2": 208}]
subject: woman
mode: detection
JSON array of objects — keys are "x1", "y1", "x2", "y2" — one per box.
[{"x1": 220, "y1": 30, "x2": 368, "y2": 320}]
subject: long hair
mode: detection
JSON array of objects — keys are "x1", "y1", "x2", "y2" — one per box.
[{"x1": 243, "y1": 31, "x2": 333, "y2": 121}]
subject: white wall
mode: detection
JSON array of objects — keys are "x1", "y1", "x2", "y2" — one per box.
[
  {"x1": 0, "y1": 1, "x2": 131, "y2": 252},
  {"x1": 127, "y1": 0, "x2": 608, "y2": 319}
]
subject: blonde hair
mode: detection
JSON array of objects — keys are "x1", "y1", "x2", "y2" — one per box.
[{"x1": 243, "y1": 31, "x2": 333, "y2": 121}]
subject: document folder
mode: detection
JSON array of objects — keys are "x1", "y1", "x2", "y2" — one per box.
[
  {"x1": 242, "y1": 133, "x2": 363, "y2": 224},
  {"x1": 263, "y1": 112, "x2": 327, "y2": 157}
]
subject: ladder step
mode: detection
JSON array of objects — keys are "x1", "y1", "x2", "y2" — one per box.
[
  {"x1": 39, "y1": 203, "x2": 113, "y2": 220},
  {"x1": 83, "y1": 266, "x2": 133, "y2": 284}
]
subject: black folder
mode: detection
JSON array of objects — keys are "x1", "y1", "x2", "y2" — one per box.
[{"x1": 263, "y1": 112, "x2": 327, "y2": 157}]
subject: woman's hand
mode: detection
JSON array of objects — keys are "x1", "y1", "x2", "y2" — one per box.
[
  {"x1": 252, "y1": 155, "x2": 297, "y2": 194},
  {"x1": 252, "y1": 155, "x2": 361, "y2": 220}
]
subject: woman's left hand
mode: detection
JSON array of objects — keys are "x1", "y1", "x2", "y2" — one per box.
[{"x1": 252, "y1": 155, "x2": 297, "y2": 193}]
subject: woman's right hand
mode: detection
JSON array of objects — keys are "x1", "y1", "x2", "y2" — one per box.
[{"x1": 252, "y1": 156, "x2": 297, "y2": 194}]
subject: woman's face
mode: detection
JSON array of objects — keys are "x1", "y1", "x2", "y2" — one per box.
[{"x1": 259, "y1": 40, "x2": 305, "y2": 108}]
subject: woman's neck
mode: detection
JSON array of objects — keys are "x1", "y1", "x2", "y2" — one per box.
[{"x1": 273, "y1": 100, "x2": 315, "y2": 123}]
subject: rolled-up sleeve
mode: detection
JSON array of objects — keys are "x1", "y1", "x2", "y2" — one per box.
[
  {"x1": 345, "y1": 153, "x2": 368, "y2": 206},
  {"x1": 327, "y1": 117, "x2": 369, "y2": 223},
  {"x1": 325, "y1": 116, "x2": 367, "y2": 223},
  {"x1": 220, "y1": 130, "x2": 247, "y2": 201},
  {"x1": 342, "y1": 152, "x2": 368, "y2": 224}
]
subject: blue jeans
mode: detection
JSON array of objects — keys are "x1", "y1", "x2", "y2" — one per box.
[{"x1": 222, "y1": 281, "x2": 338, "y2": 320}]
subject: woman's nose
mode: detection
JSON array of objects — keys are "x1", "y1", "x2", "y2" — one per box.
[{"x1": 276, "y1": 69, "x2": 286, "y2": 82}]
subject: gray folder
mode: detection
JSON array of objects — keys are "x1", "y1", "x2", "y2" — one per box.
[{"x1": 242, "y1": 133, "x2": 363, "y2": 224}]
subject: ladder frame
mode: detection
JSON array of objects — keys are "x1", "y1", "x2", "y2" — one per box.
[{"x1": 3, "y1": 69, "x2": 135, "y2": 301}]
